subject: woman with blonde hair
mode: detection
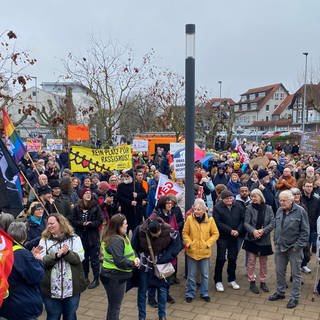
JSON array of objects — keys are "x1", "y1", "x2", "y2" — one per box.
[
  {"x1": 243, "y1": 188, "x2": 275, "y2": 294},
  {"x1": 39, "y1": 213, "x2": 87, "y2": 320}
]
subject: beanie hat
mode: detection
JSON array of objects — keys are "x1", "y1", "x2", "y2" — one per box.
[
  {"x1": 148, "y1": 219, "x2": 161, "y2": 234},
  {"x1": 98, "y1": 181, "x2": 109, "y2": 194},
  {"x1": 234, "y1": 162, "x2": 241, "y2": 170},
  {"x1": 220, "y1": 190, "x2": 234, "y2": 199},
  {"x1": 258, "y1": 169, "x2": 269, "y2": 180},
  {"x1": 30, "y1": 202, "x2": 44, "y2": 215},
  {"x1": 38, "y1": 185, "x2": 52, "y2": 196},
  {"x1": 80, "y1": 187, "x2": 91, "y2": 199},
  {"x1": 49, "y1": 180, "x2": 60, "y2": 189},
  {"x1": 123, "y1": 169, "x2": 134, "y2": 178}
]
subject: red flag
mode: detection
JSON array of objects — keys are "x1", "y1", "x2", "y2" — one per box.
[{"x1": 0, "y1": 229, "x2": 14, "y2": 306}]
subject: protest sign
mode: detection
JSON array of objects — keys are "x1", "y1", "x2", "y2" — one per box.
[
  {"x1": 26, "y1": 138, "x2": 42, "y2": 151},
  {"x1": 249, "y1": 156, "x2": 270, "y2": 169},
  {"x1": 170, "y1": 142, "x2": 184, "y2": 154},
  {"x1": 68, "y1": 125, "x2": 89, "y2": 141},
  {"x1": 46, "y1": 139, "x2": 63, "y2": 151},
  {"x1": 173, "y1": 157, "x2": 185, "y2": 178},
  {"x1": 132, "y1": 139, "x2": 148, "y2": 152},
  {"x1": 299, "y1": 132, "x2": 320, "y2": 154},
  {"x1": 70, "y1": 145, "x2": 132, "y2": 172}
]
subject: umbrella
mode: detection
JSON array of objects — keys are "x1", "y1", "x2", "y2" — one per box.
[
  {"x1": 173, "y1": 148, "x2": 206, "y2": 162},
  {"x1": 200, "y1": 155, "x2": 214, "y2": 168}
]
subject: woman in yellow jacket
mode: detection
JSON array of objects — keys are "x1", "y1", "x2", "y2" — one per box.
[{"x1": 183, "y1": 198, "x2": 219, "y2": 303}]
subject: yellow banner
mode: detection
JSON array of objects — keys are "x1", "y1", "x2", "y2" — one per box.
[{"x1": 70, "y1": 145, "x2": 132, "y2": 172}]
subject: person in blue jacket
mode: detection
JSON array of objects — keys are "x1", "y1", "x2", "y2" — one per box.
[
  {"x1": 0, "y1": 221, "x2": 44, "y2": 320},
  {"x1": 25, "y1": 202, "x2": 47, "y2": 250}
]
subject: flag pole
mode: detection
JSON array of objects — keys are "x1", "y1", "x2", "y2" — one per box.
[{"x1": 19, "y1": 171, "x2": 50, "y2": 217}]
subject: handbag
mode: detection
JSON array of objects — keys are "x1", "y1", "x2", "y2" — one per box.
[{"x1": 145, "y1": 232, "x2": 175, "y2": 280}]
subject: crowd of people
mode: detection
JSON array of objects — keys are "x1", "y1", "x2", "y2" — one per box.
[{"x1": 0, "y1": 139, "x2": 320, "y2": 320}]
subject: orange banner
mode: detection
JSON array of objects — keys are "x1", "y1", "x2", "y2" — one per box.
[{"x1": 68, "y1": 125, "x2": 89, "y2": 141}]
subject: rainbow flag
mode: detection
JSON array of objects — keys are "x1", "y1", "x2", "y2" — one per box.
[{"x1": 2, "y1": 108, "x2": 26, "y2": 163}]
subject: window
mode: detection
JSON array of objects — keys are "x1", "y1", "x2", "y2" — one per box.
[
  {"x1": 274, "y1": 105, "x2": 278, "y2": 110},
  {"x1": 250, "y1": 94, "x2": 255, "y2": 100},
  {"x1": 266, "y1": 105, "x2": 269, "y2": 111},
  {"x1": 241, "y1": 96, "x2": 247, "y2": 102},
  {"x1": 32, "y1": 91, "x2": 37, "y2": 96},
  {"x1": 234, "y1": 105, "x2": 239, "y2": 112},
  {"x1": 274, "y1": 93, "x2": 279, "y2": 100},
  {"x1": 266, "y1": 116, "x2": 269, "y2": 121},
  {"x1": 258, "y1": 92, "x2": 266, "y2": 97}
]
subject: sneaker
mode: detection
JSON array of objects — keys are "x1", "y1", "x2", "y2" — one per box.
[
  {"x1": 301, "y1": 266, "x2": 311, "y2": 273},
  {"x1": 228, "y1": 281, "x2": 240, "y2": 290},
  {"x1": 87, "y1": 279, "x2": 99, "y2": 289},
  {"x1": 215, "y1": 282, "x2": 224, "y2": 292},
  {"x1": 287, "y1": 299, "x2": 299, "y2": 309}
]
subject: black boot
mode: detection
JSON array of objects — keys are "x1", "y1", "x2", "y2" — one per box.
[
  {"x1": 260, "y1": 282, "x2": 269, "y2": 292},
  {"x1": 249, "y1": 281, "x2": 259, "y2": 294},
  {"x1": 88, "y1": 278, "x2": 99, "y2": 289}
]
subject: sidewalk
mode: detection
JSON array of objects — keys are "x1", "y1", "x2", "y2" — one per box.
[{"x1": 40, "y1": 249, "x2": 320, "y2": 320}]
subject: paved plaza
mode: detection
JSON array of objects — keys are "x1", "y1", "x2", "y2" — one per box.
[{"x1": 40, "y1": 247, "x2": 320, "y2": 320}]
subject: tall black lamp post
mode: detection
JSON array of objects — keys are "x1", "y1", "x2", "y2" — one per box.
[{"x1": 185, "y1": 24, "x2": 195, "y2": 212}]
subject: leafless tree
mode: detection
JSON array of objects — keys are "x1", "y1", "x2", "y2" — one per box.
[
  {"x1": 0, "y1": 30, "x2": 37, "y2": 125},
  {"x1": 64, "y1": 38, "x2": 155, "y2": 146}
]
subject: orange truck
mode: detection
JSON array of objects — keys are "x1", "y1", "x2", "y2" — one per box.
[{"x1": 133, "y1": 132, "x2": 183, "y2": 155}]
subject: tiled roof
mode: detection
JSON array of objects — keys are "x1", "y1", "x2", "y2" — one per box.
[
  {"x1": 205, "y1": 98, "x2": 236, "y2": 108},
  {"x1": 251, "y1": 119, "x2": 292, "y2": 127},
  {"x1": 241, "y1": 83, "x2": 282, "y2": 95},
  {"x1": 272, "y1": 94, "x2": 294, "y2": 115},
  {"x1": 236, "y1": 83, "x2": 287, "y2": 113}
]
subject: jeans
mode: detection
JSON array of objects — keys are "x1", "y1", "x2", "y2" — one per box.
[
  {"x1": 82, "y1": 241, "x2": 100, "y2": 279},
  {"x1": 186, "y1": 256, "x2": 209, "y2": 298},
  {"x1": 101, "y1": 277, "x2": 126, "y2": 320},
  {"x1": 137, "y1": 271, "x2": 167, "y2": 319},
  {"x1": 43, "y1": 294, "x2": 80, "y2": 320},
  {"x1": 214, "y1": 238, "x2": 239, "y2": 283},
  {"x1": 275, "y1": 247, "x2": 303, "y2": 300}
]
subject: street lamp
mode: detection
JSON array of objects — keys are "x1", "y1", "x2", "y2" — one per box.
[
  {"x1": 302, "y1": 52, "x2": 308, "y2": 132},
  {"x1": 185, "y1": 24, "x2": 195, "y2": 212}
]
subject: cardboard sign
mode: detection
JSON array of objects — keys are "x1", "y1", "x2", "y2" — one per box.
[
  {"x1": 46, "y1": 139, "x2": 63, "y2": 151},
  {"x1": 68, "y1": 125, "x2": 89, "y2": 141},
  {"x1": 70, "y1": 145, "x2": 132, "y2": 172},
  {"x1": 132, "y1": 139, "x2": 148, "y2": 152},
  {"x1": 26, "y1": 138, "x2": 42, "y2": 151},
  {"x1": 249, "y1": 156, "x2": 269, "y2": 169},
  {"x1": 300, "y1": 132, "x2": 319, "y2": 154}
]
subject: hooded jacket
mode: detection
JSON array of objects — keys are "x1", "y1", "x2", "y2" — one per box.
[{"x1": 183, "y1": 213, "x2": 219, "y2": 260}]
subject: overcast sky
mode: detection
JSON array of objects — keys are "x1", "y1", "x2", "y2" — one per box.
[{"x1": 2, "y1": 0, "x2": 320, "y2": 100}]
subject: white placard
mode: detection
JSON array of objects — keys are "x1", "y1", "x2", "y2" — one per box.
[
  {"x1": 170, "y1": 142, "x2": 184, "y2": 154},
  {"x1": 132, "y1": 139, "x2": 148, "y2": 152},
  {"x1": 47, "y1": 139, "x2": 63, "y2": 151},
  {"x1": 174, "y1": 157, "x2": 185, "y2": 178}
]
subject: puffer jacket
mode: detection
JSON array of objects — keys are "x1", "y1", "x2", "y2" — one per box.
[
  {"x1": 39, "y1": 234, "x2": 86, "y2": 298},
  {"x1": 183, "y1": 213, "x2": 219, "y2": 260}
]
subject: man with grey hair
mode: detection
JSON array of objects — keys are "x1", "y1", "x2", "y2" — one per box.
[{"x1": 269, "y1": 190, "x2": 309, "y2": 309}]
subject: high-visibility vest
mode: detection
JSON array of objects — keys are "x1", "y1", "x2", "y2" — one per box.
[
  {"x1": 102, "y1": 235, "x2": 135, "y2": 272},
  {"x1": 4, "y1": 244, "x2": 23, "y2": 300}
]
